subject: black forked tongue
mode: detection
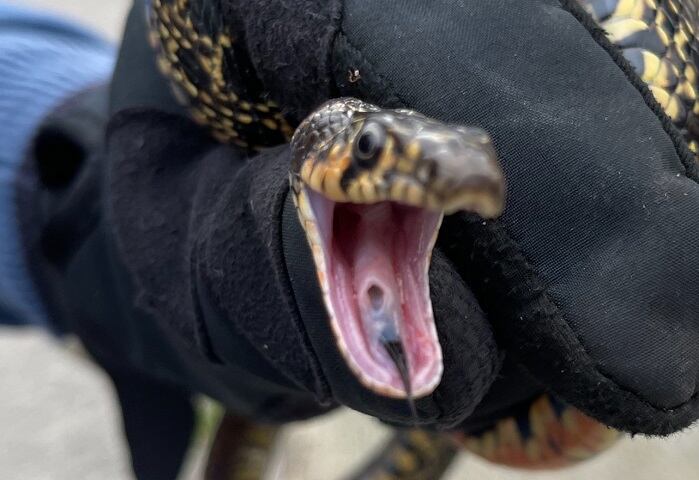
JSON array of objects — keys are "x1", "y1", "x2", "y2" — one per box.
[
  {"x1": 369, "y1": 283, "x2": 418, "y2": 422},
  {"x1": 380, "y1": 326, "x2": 418, "y2": 423}
]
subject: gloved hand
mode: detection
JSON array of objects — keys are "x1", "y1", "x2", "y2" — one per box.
[
  {"x1": 104, "y1": 0, "x2": 501, "y2": 429},
  {"x1": 94, "y1": 0, "x2": 699, "y2": 435},
  {"x1": 213, "y1": 0, "x2": 699, "y2": 434}
]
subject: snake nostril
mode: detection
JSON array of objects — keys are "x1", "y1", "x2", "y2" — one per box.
[{"x1": 367, "y1": 284, "x2": 385, "y2": 311}]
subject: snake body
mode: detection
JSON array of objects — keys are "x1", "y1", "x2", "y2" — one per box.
[
  {"x1": 582, "y1": 0, "x2": 699, "y2": 156},
  {"x1": 148, "y1": 0, "x2": 698, "y2": 477},
  {"x1": 147, "y1": 0, "x2": 294, "y2": 149}
]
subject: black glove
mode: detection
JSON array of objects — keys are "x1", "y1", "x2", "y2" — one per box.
[
  {"x1": 329, "y1": 0, "x2": 699, "y2": 434},
  {"x1": 190, "y1": 0, "x2": 699, "y2": 434},
  {"x1": 25, "y1": 0, "x2": 699, "y2": 438}
]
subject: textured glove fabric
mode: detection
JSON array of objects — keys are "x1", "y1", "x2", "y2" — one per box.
[
  {"x1": 105, "y1": 108, "x2": 501, "y2": 427},
  {"x1": 19, "y1": 89, "x2": 502, "y2": 427}
]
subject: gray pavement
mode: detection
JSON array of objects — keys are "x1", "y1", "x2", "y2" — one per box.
[{"x1": 1, "y1": 1, "x2": 697, "y2": 479}]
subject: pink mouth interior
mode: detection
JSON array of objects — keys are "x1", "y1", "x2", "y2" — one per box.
[{"x1": 307, "y1": 189, "x2": 443, "y2": 397}]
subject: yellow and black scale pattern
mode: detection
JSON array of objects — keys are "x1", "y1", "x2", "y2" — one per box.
[
  {"x1": 579, "y1": 0, "x2": 699, "y2": 159},
  {"x1": 148, "y1": 0, "x2": 294, "y2": 150},
  {"x1": 454, "y1": 395, "x2": 620, "y2": 470},
  {"x1": 148, "y1": 0, "x2": 696, "y2": 479},
  {"x1": 205, "y1": 414, "x2": 280, "y2": 480},
  {"x1": 349, "y1": 430, "x2": 459, "y2": 480}
]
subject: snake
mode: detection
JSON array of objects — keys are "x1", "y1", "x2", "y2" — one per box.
[{"x1": 146, "y1": 0, "x2": 698, "y2": 478}]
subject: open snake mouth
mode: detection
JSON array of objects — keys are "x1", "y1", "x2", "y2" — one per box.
[
  {"x1": 291, "y1": 98, "x2": 505, "y2": 400},
  {"x1": 298, "y1": 188, "x2": 444, "y2": 397}
]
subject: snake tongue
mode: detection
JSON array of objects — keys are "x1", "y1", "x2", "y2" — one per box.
[{"x1": 305, "y1": 188, "x2": 444, "y2": 398}]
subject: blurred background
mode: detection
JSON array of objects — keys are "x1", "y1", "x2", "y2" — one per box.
[{"x1": 0, "y1": 1, "x2": 697, "y2": 479}]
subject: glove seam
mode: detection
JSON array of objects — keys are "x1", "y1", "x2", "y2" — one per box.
[{"x1": 276, "y1": 185, "x2": 334, "y2": 404}]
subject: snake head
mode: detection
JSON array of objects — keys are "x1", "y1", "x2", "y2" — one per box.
[
  {"x1": 292, "y1": 98, "x2": 505, "y2": 218},
  {"x1": 290, "y1": 98, "x2": 506, "y2": 399}
]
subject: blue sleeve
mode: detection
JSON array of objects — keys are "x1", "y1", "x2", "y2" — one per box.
[{"x1": 0, "y1": 3, "x2": 115, "y2": 328}]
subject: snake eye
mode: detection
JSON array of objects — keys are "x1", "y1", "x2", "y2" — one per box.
[{"x1": 354, "y1": 122, "x2": 386, "y2": 167}]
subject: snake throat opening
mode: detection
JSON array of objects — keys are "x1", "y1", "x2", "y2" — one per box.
[{"x1": 300, "y1": 186, "x2": 445, "y2": 398}]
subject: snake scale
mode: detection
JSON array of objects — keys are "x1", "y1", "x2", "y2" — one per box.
[{"x1": 147, "y1": 0, "x2": 699, "y2": 478}]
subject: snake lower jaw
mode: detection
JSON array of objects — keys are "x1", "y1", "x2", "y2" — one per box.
[{"x1": 294, "y1": 183, "x2": 445, "y2": 399}]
